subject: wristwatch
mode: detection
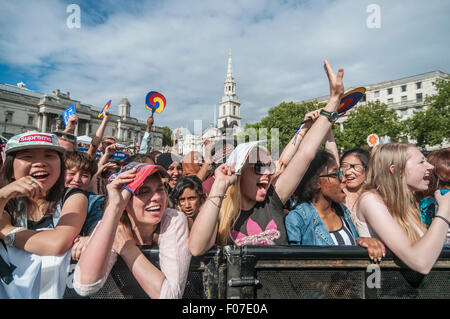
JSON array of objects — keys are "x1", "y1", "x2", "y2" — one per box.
[
  {"x1": 320, "y1": 109, "x2": 339, "y2": 123},
  {"x1": 4, "y1": 227, "x2": 24, "y2": 247}
]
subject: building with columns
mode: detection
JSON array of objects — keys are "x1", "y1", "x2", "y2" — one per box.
[{"x1": 0, "y1": 82, "x2": 163, "y2": 150}]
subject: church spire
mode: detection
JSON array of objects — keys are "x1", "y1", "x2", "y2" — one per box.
[
  {"x1": 226, "y1": 49, "x2": 233, "y2": 81},
  {"x1": 224, "y1": 49, "x2": 236, "y2": 96}
]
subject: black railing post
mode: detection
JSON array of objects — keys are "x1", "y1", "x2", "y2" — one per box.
[{"x1": 224, "y1": 245, "x2": 260, "y2": 299}]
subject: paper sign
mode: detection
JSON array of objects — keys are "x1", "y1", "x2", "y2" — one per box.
[{"x1": 62, "y1": 104, "x2": 77, "y2": 127}]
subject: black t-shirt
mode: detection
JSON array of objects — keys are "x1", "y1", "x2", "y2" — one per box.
[{"x1": 229, "y1": 185, "x2": 288, "y2": 246}]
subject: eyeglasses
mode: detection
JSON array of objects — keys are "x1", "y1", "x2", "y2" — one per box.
[
  {"x1": 252, "y1": 160, "x2": 276, "y2": 175},
  {"x1": 341, "y1": 162, "x2": 366, "y2": 173},
  {"x1": 319, "y1": 170, "x2": 344, "y2": 183}
]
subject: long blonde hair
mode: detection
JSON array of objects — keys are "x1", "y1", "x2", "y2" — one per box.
[
  {"x1": 217, "y1": 176, "x2": 241, "y2": 245},
  {"x1": 216, "y1": 144, "x2": 271, "y2": 245},
  {"x1": 363, "y1": 143, "x2": 426, "y2": 242}
]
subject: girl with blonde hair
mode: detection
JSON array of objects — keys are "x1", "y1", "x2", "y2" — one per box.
[
  {"x1": 189, "y1": 60, "x2": 346, "y2": 254},
  {"x1": 355, "y1": 143, "x2": 450, "y2": 274}
]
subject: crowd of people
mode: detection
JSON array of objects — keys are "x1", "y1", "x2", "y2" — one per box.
[{"x1": 0, "y1": 60, "x2": 448, "y2": 299}]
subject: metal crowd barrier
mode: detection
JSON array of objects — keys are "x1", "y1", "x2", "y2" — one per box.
[{"x1": 64, "y1": 246, "x2": 450, "y2": 299}]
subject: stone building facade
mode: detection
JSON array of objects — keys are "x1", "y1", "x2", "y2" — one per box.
[{"x1": 0, "y1": 82, "x2": 163, "y2": 150}]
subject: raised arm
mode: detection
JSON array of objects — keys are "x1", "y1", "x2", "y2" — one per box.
[
  {"x1": 74, "y1": 169, "x2": 135, "y2": 286},
  {"x1": 324, "y1": 127, "x2": 339, "y2": 164},
  {"x1": 275, "y1": 108, "x2": 321, "y2": 181},
  {"x1": 139, "y1": 115, "x2": 154, "y2": 155},
  {"x1": 0, "y1": 180, "x2": 88, "y2": 256},
  {"x1": 274, "y1": 60, "x2": 344, "y2": 204},
  {"x1": 63, "y1": 115, "x2": 79, "y2": 134},
  {"x1": 189, "y1": 163, "x2": 236, "y2": 256},
  {"x1": 87, "y1": 112, "x2": 111, "y2": 158},
  {"x1": 196, "y1": 140, "x2": 213, "y2": 181},
  {"x1": 358, "y1": 191, "x2": 450, "y2": 274}
]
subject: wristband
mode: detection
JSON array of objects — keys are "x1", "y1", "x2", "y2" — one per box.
[
  {"x1": 434, "y1": 215, "x2": 450, "y2": 227},
  {"x1": 207, "y1": 195, "x2": 226, "y2": 209},
  {"x1": 4, "y1": 227, "x2": 24, "y2": 247}
]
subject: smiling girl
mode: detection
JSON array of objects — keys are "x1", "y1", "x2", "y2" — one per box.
[
  {"x1": 339, "y1": 148, "x2": 370, "y2": 222},
  {"x1": 73, "y1": 162, "x2": 191, "y2": 299},
  {"x1": 286, "y1": 150, "x2": 385, "y2": 261},
  {"x1": 355, "y1": 143, "x2": 450, "y2": 274},
  {"x1": 0, "y1": 131, "x2": 88, "y2": 298}
]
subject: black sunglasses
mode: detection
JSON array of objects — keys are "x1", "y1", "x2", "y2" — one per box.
[
  {"x1": 253, "y1": 160, "x2": 276, "y2": 175},
  {"x1": 52, "y1": 131, "x2": 76, "y2": 141}
]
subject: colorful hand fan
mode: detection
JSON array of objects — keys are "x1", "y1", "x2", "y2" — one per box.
[
  {"x1": 98, "y1": 100, "x2": 112, "y2": 118},
  {"x1": 338, "y1": 87, "x2": 366, "y2": 114},
  {"x1": 145, "y1": 91, "x2": 166, "y2": 114},
  {"x1": 292, "y1": 87, "x2": 366, "y2": 145}
]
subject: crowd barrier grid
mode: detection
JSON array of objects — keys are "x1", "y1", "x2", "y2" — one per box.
[{"x1": 64, "y1": 245, "x2": 450, "y2": 299}]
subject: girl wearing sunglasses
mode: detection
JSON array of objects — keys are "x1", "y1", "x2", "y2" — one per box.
[
  {"x1": 285, "y1": 150, "x2": 385, "y2": 261},
  {"x1": 189, "y1": 60, "x2": 347, "y2": 254}
]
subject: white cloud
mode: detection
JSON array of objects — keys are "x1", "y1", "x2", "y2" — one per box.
[{"x1": 0, "y1": 0, "x2": 449, "y2": 130}]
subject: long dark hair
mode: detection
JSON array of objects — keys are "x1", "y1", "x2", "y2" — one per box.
[
  {"x1": 293, "y1": 150, "x2": 337, "y2": 203},
  {"x1": 170, "y1": 175, "x2": 205, "y2": 206},
  {"x1": 340, "y1": 147, "x2": 370, "y2": 168},
  {"x1": 0, "y1": 151, "x2": 66, "y2": 221}
]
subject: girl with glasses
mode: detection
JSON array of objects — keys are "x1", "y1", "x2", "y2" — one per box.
[
  {"x1": 189, "y1": 60, "x2": 348, "y2": 254},
  {"x1": 285, "y1": 150, "x2": 385, "y2": 261},
  {"x1": 339, "y1": 148, "x2": 370, "y2": 223}
]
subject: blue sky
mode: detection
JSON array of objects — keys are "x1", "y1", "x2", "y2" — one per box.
[{"x1": 0, "y1": 0, "x2": 449, "y2": 131}]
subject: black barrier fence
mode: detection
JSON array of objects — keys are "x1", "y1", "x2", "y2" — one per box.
[{"x1": 64, "y1": 246, "x2": 450, "y2": 299}]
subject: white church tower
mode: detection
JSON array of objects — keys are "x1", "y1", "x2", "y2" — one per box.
[{"x1": 217, "y1": 49, "x2": 241, "y2": 130}]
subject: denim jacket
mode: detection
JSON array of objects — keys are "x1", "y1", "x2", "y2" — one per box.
[{"x1": 285, "y1": 201, "x2": 359, "y2": 246}]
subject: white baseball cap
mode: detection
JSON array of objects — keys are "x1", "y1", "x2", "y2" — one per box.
[{"x1": 5, "y1": 131, "x2": 66, "y2": 155}]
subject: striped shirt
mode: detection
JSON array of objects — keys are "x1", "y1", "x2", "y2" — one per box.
[{"x1": 329, "y1": 216, "x2": 356, "y2": 246}]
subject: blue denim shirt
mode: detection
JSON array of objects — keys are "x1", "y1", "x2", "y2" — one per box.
[{"x1": 285, "y1": 201, "x2": 359, "y2": 246}]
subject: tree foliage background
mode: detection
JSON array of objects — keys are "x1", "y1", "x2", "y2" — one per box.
[
  {"x1": 406, "y1": 75, "x2": 450, "y2": 149},
  {"x1": 332, "y1": 101, "x2": 407, "y2": 151},
  {"x1": 162, "y1": 126, "x2": 173, "y2": 147},
  {"x1": 244, "y1": 100, "x2": 324, "y2": 151},
  {"x1": 243, "y1": 76, "x2": 449, "y2": 154}
]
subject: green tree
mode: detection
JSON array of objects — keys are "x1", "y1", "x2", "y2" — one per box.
[
  {"x1": 244, "y1": 100, "x2": 324, "y2": 150},
  {"x1": 332, "y1": 101, "x2": 407, "y2": 151},
  {"x1": 406, "y1": 75, "x2": 450, "y2": 149},
  {"x1": 162, "y1": 126, "x2": 173, "y2": 147}
]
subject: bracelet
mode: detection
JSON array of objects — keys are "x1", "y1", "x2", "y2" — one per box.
[
  {"x1": 434, "y1": 215, "x2": 450, "y2": 227},
  {"x1": 207, "y1": 195, "x2": 226, "y2": 209},
  {"x1": 209, "y1": 195, "x2": 226, "y2": 199},
  {"x1": 296, "y1": 131, "x2": 305, "y2": 138}
]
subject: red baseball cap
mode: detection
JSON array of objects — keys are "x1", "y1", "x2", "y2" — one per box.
[{"x1": 109, "y1": 162, "x2": 169, "y2": 195}]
